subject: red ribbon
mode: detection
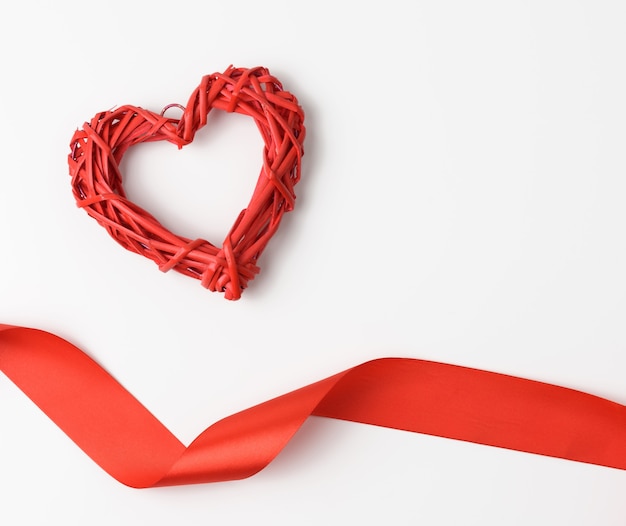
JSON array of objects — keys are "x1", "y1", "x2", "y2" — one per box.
[{"x1": 1, "y1": 323, "x2": 625, "y2": 487}]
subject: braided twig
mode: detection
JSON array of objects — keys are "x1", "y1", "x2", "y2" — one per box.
[{"x1": 68, "y1": 66, "x2": 305, "y2": 300}]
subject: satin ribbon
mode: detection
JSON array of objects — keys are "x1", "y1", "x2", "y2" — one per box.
[{"x1": 1, "y1": 323, "x2": 625, "y2": 487}]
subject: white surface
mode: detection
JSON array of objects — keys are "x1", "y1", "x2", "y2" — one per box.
[{"x1": 1, "y1": 1, "x2": 625, "y2": 524}]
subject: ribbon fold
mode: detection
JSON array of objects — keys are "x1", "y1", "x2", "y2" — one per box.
[{"x1": 1, "y1": 324, "x2": 625, "y2": 487}]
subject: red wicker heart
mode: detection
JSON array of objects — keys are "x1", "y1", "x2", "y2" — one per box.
[{"x1": 68, "y1": 66, "x2": 305, "y2": 300}]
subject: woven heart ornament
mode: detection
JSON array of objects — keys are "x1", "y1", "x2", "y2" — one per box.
[{"x1": 68, "y1": 66, "x2": 305, "y2": 300}]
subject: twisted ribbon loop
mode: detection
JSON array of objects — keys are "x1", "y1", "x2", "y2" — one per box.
[{"x1": 2, "y1": 324, "x2": 626, "y2": 488}]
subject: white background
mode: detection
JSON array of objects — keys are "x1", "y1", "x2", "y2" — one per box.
[{"x1": 1, "y1": 1, "x2": 625, "y2": 524}]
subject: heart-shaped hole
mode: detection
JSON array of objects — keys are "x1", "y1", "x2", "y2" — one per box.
[{"x1": 122, "y1": 110, "x2": 264, "y2": 243}]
